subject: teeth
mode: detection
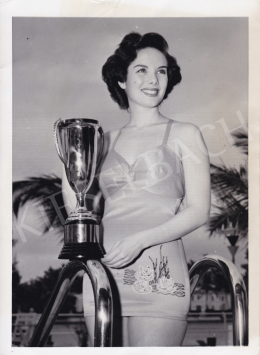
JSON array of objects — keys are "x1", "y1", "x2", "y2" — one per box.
[{"x1": 142, "y1": 89, "x2": 159, "y2": 95}]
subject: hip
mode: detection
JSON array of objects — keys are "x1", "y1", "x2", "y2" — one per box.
[{"x1": 109, "y1": 240, "x2": 190, "y2": 298}]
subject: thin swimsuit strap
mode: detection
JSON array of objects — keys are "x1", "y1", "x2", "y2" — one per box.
[
  {"x1": 111, "y1": 119, "x2": 173, "y2": 151},
  {"x1": 110, "y1": 127, "x2": 124, "y2": 151},
  {"x1": 162, "y1": 119, "x2": 173, "y2": 146}
]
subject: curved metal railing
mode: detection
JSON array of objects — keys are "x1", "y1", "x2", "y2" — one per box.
[
  {"x1": 28, "y1": 254, "x2": 247, "y2": 347},
  {"x1": 189, "y1": 255, "x2": 248, "y2": 346},
  {"x1": 28, "y1": 259, "x2": 113, "y2": 347}
]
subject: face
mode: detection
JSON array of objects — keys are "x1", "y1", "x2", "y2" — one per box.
[{"x1": 119, "y1": 47, "x2": 168, "y2": 110}]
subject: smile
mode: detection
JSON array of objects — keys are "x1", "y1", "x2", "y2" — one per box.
[{"x1": 141, "y1": 89, "x2": 159, "y2": 97}]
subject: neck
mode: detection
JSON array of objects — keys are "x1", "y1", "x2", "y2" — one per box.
[{"x1": 127, "y1": 105, "x2": 164, "y2": 128}]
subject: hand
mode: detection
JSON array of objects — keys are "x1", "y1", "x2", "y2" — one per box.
[{"x1": 102, "y1": 234, "x2": 145, "y2": 269}]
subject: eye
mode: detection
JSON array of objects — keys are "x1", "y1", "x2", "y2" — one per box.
[
  {"x1": 137, "y1": 68, "x2": 147, "y2": 73},
  {"x1": 157, "y1": 69, "x2": 167, "y2": 75}
]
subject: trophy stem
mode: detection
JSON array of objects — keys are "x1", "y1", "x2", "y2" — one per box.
[
  {"x1": 68, "y1": 193, "x2": 92, "y2": 220},
  {"x1": 76, "y1": 192, "x2": 86, "y2": 209}
]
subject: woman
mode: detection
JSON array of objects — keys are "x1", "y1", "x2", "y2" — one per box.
[{"x1": 63, "y1": 32, "x2": 210, "y2": 346}]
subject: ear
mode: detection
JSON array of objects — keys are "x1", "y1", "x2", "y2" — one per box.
[{"x1": 118, "y1": 81, "x2": 126, "y2": 89}]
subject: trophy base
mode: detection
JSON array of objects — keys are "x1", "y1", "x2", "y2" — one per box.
[
  {"x1": 64, "y1": 218, "x2": 99, "y2": 243},
  {"x1": 59, "y1": 218, "x2": 104, "y2": 260},
  {"x1": 58, "y1": 242, "x2": 104, "y2": 260}
]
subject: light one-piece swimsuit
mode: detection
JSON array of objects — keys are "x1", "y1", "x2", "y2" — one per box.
[{"x1": 83, "y1": 119, "x2": 190, "y2": 321}]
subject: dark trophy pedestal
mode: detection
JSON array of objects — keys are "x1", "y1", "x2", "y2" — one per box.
[{"x1": 59, "y1": 219, "x2": 104, "y2": 260}]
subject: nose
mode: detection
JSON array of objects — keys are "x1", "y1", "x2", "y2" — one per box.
[{"x1": 147, "y1": 72, "x2": 158, "y2": 85}]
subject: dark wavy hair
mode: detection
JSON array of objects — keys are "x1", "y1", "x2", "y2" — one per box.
[{"x1": 102, "y1": 32, "x2": 182, "y2": 110}]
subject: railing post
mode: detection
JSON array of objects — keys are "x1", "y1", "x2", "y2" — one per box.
[
  {"x1": 28, "y1": 260, "x2": 113, "y2": 347},
  {"x1": 189, "y1": 255, "x2": 248, "y2": 346}
]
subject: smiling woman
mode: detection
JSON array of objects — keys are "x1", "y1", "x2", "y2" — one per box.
[
  {"x1": 63, "y1": 32, "x2": 211, "y2": 347},
  {"x1": 118, "y1": 47, "x2": 168, "y2": 109},
  {"x1": 101, "y1": 32, "x2": 182, "y2": 110}
]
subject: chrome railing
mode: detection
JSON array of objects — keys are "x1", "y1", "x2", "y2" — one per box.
[
  {"x1": 28, "y1": 259, "x2": 113, "y2": 347},
  {"x1": 27, "y1": 254, "x2": 247, "y2": 347},
  {"x1": 189, "y1": 255, "x2": 248, "y2": 346}
]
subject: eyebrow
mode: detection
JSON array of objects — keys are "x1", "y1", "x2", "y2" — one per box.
[
  {"x1": 133, "y1": 65, "x2": 168, "y2": 69},
  {"x1": 133, "y1": 65, "x2": 148, "y2": 68}
]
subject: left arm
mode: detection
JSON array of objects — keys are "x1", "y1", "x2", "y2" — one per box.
[{"x1": 103, "y1": 123, "x2": 211, "y2": 268}]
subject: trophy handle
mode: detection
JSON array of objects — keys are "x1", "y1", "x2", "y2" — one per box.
[
  {"x1": 53, "y1": 119, "x2": 67, "y2": 166},
  {"x1": 96, "y1": 126, "x2": 104, "y2": 169}
]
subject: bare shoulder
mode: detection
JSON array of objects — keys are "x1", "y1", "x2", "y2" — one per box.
[
  {"x1": 168, "y1": 120, "x2": 202, "y2": 144},
  {"x1": 167, "y1": 120, "x2": 208, "y2": 161}
]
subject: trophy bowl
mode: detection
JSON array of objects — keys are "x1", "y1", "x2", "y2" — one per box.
[{"x1": 54, "y1": 118, "x2": 104, "y2": 260}]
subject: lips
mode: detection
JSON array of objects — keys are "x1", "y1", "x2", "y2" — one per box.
[{"x1": 141, "y1": 88, "x2": 159, "y2": 97}]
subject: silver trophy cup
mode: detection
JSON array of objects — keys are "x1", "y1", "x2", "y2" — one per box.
[
  {"x1": 28, "y1": 119, "x2": 113, "y2": 347},
  {"x1": 54, "y1": 118, "x2": 104, "y2": 259}
]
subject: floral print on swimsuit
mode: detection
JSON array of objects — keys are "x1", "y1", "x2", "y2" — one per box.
[{"x1": 123, "y1": 245, "x2": 185, "y2": 297}]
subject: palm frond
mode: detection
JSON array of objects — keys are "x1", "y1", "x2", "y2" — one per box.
[
  {"x1": 232, "y1": 130, "x2": 248, "y2": 155},
  {"x1": 13, "y1": 175, "x2": 67, "y2": 233},
  {"x1": 208, "y1": 195, "x2": 248, "y2": 238},
  {"x1": 210, "y1": 163, "x2": 248, "y2": 201},
  {"x1": 209, "y1": 126, "x2": 248, "y2": 238}
]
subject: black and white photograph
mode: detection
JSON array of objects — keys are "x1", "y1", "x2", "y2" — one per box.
[{"x1": 0, "y1": 1, "x2": 259, "y2": 353}]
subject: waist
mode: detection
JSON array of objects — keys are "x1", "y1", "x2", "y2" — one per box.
[{"x1": 103, "y1": 193, "x2": 182, "y2": 222}]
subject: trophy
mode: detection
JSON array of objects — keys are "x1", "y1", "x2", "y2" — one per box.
[
  {"x1": 29, "y1": 118, "x2": 113, "y2": 347},
  {"x1": 53, "y1": 118, "x2": 104, "y2": 260}
]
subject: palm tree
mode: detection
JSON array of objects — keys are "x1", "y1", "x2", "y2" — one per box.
[
  {"x1": 13, "y1": 175, "x2": 66, "y2": 236},
  {"x1": 208, "y1": 130, "x2": 248, "y2": 239}
]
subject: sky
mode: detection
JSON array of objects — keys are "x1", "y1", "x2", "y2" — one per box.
[{"x1": 12, "y1": 17, "x2": 248, "y2": 282}]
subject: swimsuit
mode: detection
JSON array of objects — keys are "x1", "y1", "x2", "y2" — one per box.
[{"x1": 83, "y1": 119, "x2": 190, "y2": 320}]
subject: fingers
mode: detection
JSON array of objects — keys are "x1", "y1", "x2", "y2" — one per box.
[
  {"x1": 102, "y1": 246, "x2": 119, "y2": 264},
  {"x1": 102, "y1": 248, "x2": 132, "y2": 268},
  {"x1": 104, "y1": 257, "x2": 130, "y2": 269},
  {"x1": 101, "y1": 238, "x2": 139, "y2": 268},
  {"x1": 103, "y1": 253, "x2": 129, "y2": 268}
]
